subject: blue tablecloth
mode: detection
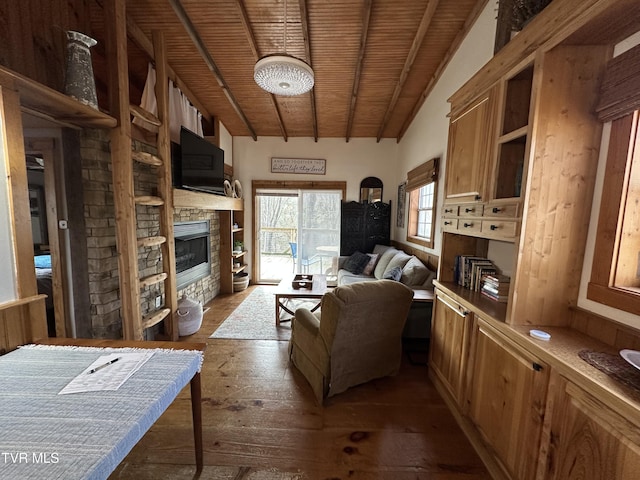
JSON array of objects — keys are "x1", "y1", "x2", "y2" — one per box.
[{"x1": 0, "y1": 344, "x2": 203, "y2": 480}]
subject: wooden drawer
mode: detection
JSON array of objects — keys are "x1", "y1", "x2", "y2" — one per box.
[
  {"x1": 481, "y1": 220, "x2": 519, "y2": 239},
  {"x1": 483, "y1": 202, "x2": 519, "y2": 218},
  {"x1": 442, "y1": 205, "x2": 459, "y2": 217},
  {"x1": 459, "y1": 219, "x2": 482, "y2": 234},
  {"x1": 442, "y1": 218, "x2": 459, "y2": 232},
  {"x1": 442, "y1": 203, "x2": 484, "y2": 217},
  {"x1": 459, "y1": 203, "x2": 483, "y2": 217}
]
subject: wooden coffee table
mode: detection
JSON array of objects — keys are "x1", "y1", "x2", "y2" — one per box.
[{"x1": 275, "y1": 274, "x2": 328, "y2": 325}]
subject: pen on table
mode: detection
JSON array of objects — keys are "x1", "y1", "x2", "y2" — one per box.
[{"x1": 88, "y1": 357, "x2": 121, "y2": 374}]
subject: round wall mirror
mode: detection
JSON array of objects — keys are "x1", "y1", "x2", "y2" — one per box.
[{"x1": 360, "y1": 177, "x2": 383, "y2": 203}]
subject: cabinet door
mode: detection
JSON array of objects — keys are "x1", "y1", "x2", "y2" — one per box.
[
  {"x1": 429, "y1": 291, "x2": 472, "y2": 405},
  {"x1": 540, "y1": 373, "x2": 640, "y2": 480},
  {"x1": 445, "y1": 89, "x2": 496, "y2": 202},
  {"x1": 466, "y1": 318, "x2": 548, "y2": 480}
]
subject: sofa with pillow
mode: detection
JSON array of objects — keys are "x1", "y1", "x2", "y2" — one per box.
[
  {"x1": 333, "y1": 244, "x2": 436, "y2": 339},
  {"x1": 335, "y1": 244, "x2": 436, "y2": 290}
]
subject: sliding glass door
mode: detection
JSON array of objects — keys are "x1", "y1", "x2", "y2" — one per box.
[{"x1": 256, "y1": 188, "x2": 341, "y2": 283}]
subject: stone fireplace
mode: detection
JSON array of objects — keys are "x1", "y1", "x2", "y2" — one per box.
[{"x1": 79, "y1": 129, "x2": 221, "y2": 338}]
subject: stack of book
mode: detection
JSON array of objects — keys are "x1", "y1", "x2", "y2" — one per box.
[
  {"x1": 454, "y1": 255, "x2": 497, "y2": 291},
  {"x1": 480, "y1": 274, "x2": 511, "y2": 302}
]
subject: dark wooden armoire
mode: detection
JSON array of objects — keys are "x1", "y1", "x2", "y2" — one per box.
[{"x1": 340, "y1": 201, "x2": 391, "y2": 255}]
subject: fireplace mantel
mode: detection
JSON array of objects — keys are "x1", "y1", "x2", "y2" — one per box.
[{"x1": 173, "y1": 188, "x2": 243, "y2": 211}]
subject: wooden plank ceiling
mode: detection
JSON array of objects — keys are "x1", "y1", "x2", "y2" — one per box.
[{"x1": 91, "y1": 0, "x2": 486, "y2": 141}]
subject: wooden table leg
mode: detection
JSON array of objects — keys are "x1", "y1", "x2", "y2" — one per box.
[
  {"x1": 275, "y1": 294, "x2": 281, "y2": 326},
  {"x1": 190, "y1": 372, "x2": 203, "y2": 472}
]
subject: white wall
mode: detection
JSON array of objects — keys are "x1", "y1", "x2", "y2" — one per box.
[
  {"x1": 395, "y1": 1, "x2": 498, "y2": 257},
  {"x1": 232, "y1": 136, "x2": 399, "y2": 276},
  {"x1": 578, "y1": 30, "x2": 640, "y2": 330},
  {"x1": 219, "y1": 121, "x2": 233, "y2": 166},
  {"x1": 0, "y1": 113, "x2": 17, "y2": 302}
]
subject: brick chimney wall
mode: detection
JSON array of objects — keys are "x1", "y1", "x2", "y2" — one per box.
[{"x1": 80, "y1": 129, "x2": 220, "y2": 339}]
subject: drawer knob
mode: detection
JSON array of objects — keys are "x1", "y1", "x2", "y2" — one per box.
[
  {"x1": 492, "y1": 207, "x2": 501, "y2": 213},
  {"x1": 444, "y1": 221, "x2": 452, "y2": 226},
  {"x1": 490, "y1": 224, "x2": 499, "y2": 231},
  {"x1": 444, "y1": 208, "x2": 453, "y2": 213},
  {"x1": 465, "y1": 207, "x2": 475, "y2": 213},
  {"x1": 463, "y1": 222, "x2": 473, "y2": 228}
]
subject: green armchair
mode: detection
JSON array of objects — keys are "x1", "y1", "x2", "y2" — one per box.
[{"x1": 288, "y1": 280, "x2": 414, "y2": 404}]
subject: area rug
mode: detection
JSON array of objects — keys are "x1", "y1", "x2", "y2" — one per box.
[{"x1": 210, "y1": 286, "x2": 317, "y2": 341}]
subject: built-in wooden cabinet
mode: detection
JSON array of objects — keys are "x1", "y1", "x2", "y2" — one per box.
[
  {"x1": 465, "y1": 318, "x2": 548, "y2": 480},
  {"x1": 444, "y1": 88, "x2": 497, "y2": 203},
  {"x1": 442, "y1": 201, "x2": 520, "y2": 242},
  {"x1": 539, "y1": 372, "x2": 640, "y2": 479},
  {"x1": 439, "y1": 44, "x2": 608, "y2": 327},
  {"x1": 430, "y1": 1, "x2": 640, "y2": 477},
  {"x1": 429, "y1": 290, "x2": 473, "y2": 405}
]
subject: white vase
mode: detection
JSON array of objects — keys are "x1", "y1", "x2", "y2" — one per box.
[{"x1": 64, "y1": 31, "x2": 98, "y2": 109}]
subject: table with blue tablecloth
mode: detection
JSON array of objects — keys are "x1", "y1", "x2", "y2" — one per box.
[{"x1": 0, "y1": 339, "x2": 205, "y2": 479}]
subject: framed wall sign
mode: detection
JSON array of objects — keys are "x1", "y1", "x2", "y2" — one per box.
[{"x1": 271, "y1": 157, "x2": 326, "y2": 175}]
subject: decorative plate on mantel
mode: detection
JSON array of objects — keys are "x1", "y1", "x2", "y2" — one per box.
[
  {"x1": 223, "y1": 180, "x2": 233, "y2": 197},
  {"x1": 620, "y1": 349, "x2": 640, "y2": 371}
]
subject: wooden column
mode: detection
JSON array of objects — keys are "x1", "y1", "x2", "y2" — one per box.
[
  {"x1": 0, "y1": 86, "x2": 37, "y2": 299},
  {"x1": 153, "y1": 31, "x2": 178, "y2": 341},
  {"x1": 105, "y1": 0, "x2": 142, "y2": 340}
]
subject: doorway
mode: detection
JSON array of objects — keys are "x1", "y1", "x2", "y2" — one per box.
[
  {"x1": 253, "y1": 182, "x2": 345, "y2": 283},
  {"x1": 25, "y1": 137, "x2": 70, "y2": 337}
]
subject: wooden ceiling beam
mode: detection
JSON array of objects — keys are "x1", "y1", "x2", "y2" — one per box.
[
  {"x1": 299, "y1": 0, "x2": 318, "y2": 142},
  {"x1": 346, "y1": 0, "x2": 373, "y2": 143},
  {"x1": 236, "y1": 0, "x2": 288, "y2": 142},
  {"x1": 168, "y1": 0, "x2": 257, "y2": 140},
  {"x1": 376, "y1": 0, "x2": 440, "y2": 142},
  {"x1": 397, "y1": 0, "x2": 489, "y2": 141}
]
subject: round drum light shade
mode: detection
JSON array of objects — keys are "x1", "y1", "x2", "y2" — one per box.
[{"x1": 254, "y1": 55, "x2": 315, "y2": 96}]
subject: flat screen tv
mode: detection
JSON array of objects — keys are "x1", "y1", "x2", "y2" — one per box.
[{"x1": 173, "y1": 126, "x2": 225, "y2": 195}]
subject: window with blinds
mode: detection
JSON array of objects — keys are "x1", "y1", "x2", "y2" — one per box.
[{"x1": 406, "y1": 158, "x2": 439, "y2": 248}]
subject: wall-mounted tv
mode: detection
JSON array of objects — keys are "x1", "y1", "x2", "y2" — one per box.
[{"x1": 173, "y1": 126, "x2": 225, "y2": 195}]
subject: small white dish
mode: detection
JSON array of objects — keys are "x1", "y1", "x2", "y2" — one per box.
[
  {"x1": 529, "y1": 329, "x2": 551, "y2": 341},
  {"x1": 620, "y1": 349, "x2": 640, "y2": 371}
]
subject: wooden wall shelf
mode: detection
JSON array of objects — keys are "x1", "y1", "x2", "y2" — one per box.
[
  {"x1": 0, "y1": 65, "x2": 117, "y2": 129},
  {"x1": 173, "y1": 188, "x2": 243, "y2": 211}
]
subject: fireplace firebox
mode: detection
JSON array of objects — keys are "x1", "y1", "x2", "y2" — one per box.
[{"x1": 174, "y1": 221, "x2": 211, "y2": 290}]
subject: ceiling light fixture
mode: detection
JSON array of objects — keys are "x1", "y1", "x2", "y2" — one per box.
[{"x1": 253, "y1": 0, "x2": 314, "y2": 96}]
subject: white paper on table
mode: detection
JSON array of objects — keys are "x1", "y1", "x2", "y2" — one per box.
[{"x1": 58, "y1": 352, "x2": 154, "y2": 394}]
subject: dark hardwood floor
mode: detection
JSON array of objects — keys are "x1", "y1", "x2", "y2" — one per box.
[{"x1": 110, "y1": 285, "x2": 489, "y2": 479}]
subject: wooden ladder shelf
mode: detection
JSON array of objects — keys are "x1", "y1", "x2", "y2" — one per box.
[{"x1": 108, "y1": 14, "x2": 178, "y2": 341}]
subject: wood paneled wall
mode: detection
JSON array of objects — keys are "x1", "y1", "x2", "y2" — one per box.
[{"x1": 0, "y1": 0, "x2": 92, "y2": 92}]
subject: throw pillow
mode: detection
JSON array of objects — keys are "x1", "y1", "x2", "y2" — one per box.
[
  {"x1": 400, "y1": 256, "x2": 430, "y2": 286},
  {"x1": 373, "y1": 247, "x2": 400, "y2": 279},
  {"x1": 342, "y1": 251, "x2": 372, "y2": 274},
  {"x1": 383, "y1": 252, "x2": 412, "y2": 278},
  {"x1": 422, "y1": 269, "x2": 437, "y2": 288},
  {"x1": 362, "y1": 253, "x2": 380, "y2": 276},
  {"x1": 383, "y1": 266, "x2": 403, "y2": 282}
]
